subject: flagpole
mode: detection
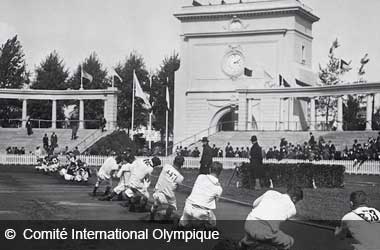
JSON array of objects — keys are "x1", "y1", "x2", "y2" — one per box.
[
  {"x1": 131, "y1": 70, "x2": 135, "y2": 139},
  {"x1": 165, "y1": 108, "x2": 168, "y2": 157},
  {"x1": 80, "y1": 64, "x2": 83, "y2": 90},
  {"x1": 149, "y1": 74, "x2": 153, "y2": 150}
]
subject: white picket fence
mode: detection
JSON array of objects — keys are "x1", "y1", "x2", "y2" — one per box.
[{"x1": 0, "y1": 154, "x2": 379, "y2": 175}]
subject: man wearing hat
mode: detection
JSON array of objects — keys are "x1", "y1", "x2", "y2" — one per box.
[
  {"x1": 250, "y1": 135, "x2": 263, "y2": 190},
  {"x1": 199, "y1": 137, "x2": 213, "y2": 175}
]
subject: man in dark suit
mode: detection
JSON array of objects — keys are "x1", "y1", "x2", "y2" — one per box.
[
  {"x1": 250, "y1": 135, "x2": 263, "y2": 190},
  {"x1": 199, "y1": 137, "x2": 213, "y2": 175}
]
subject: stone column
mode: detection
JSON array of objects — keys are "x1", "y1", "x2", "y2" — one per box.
[
  {"x1": 366, "y1": 94, "x2": 373, "y2": 131},
  {"x1": 237, "y1": 93, "x2": 248, "y2": 131},
  {"x1": 337, "y1": 96, "x2": 343, "y2": 131},
  {"x1": 105, "y1": 87, "x2": 118, "y2": 130},
  {"x1": 279, "y1": 98, "x2": 284, "y2": 130},
  {"x1": 79, "y1": 100, "x2": 84, "y2": 129},
  {"x1": 51, "y1": 100, "x2": 57, "y2": 129},
  {"x1": 103, "y1": 99, "x2": 108, "y2": 130},
  {"x1": 310, "y1": 97, "x2": 316, "y2": 130},
  {"x1": 21, "y1": 99, "x2": 27, "y2": 128}
]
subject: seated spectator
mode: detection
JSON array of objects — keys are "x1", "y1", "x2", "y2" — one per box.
[{"x1": 191, "y1": 147, "x2": 200, "y2": 157}]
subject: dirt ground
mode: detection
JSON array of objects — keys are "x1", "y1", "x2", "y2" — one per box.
[{"x1": 0, "y1": 165, "x2": 368, "y2": 250}]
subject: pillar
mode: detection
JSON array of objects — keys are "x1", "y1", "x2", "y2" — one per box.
[
  {"x1": 279, "y1": 98, "x2": 284, "y2": 130},
  {"x1": 237, "y1": 93, "x2": 248, "y2": 131},
  {"x1": 21, "y1": 99, "x2": 27, "y2": 128},
  {"x1": 105, "y1": 87, "x2": 118, "y2": 130},
  {"x1": 51, "y1": 100, "x2": 57, "y2": 129},
  {"x1": 337, "y1": 96, "x2": 343, "y2": 131},
  {"x1": 79, "y1": 100, "x2": 84, "y2": 129},
  {"x1": 310, "y1": 97, "x2": 316, "y2": 130},
  {"x1": 103, "y1": 99, "x2": 108, "y2": 130},
  {"x1": 366, "y1": 94, "x2": 373, "y2": 131}
]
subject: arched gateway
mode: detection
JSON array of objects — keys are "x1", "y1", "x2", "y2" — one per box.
[
  {"x1": 0, "y1": 87, "x2": 118, "y2": 130},
  {"x1": 173, "y1": 0, "x2": 380, "y2": 145}
]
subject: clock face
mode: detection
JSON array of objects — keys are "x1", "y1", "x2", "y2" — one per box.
[{"x1": 222, "y1": 51, "x2": 245, "y2": 79}]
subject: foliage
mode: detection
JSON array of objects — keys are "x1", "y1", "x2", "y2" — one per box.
[
  {"x1": 343, "y1": 95, "x2": 365, "y2": 130},
  {"x1": 0, "y1": 35, "x2": 28, "y2": 89},
  {"x1": 68, "y1": 52, "x2": 109, "y2": 128},
  {"x1": 114, "y1": 51, "x2": 150, "y2": 130},
  {"x1": 240, "y1": 163, "x2": 345, "y2": 188},
  {"x1": 0, "y1": 36, "x2": 28, "y2": 125},
  {"x1": 317, "y1": 39, "x2": 351, "y2": 124},
  {"x1": 151, "y1": 52, "x2": 180, "y2": 141},
  {"x1": 31, "y1": 51, "x2": 69, "y2": 90},
  {"x1": 28, "y1": 51, "x2": 70, "y2": 125},
  {"x1": 85, "y1": 130, "x2": 137, "y2": 155}
]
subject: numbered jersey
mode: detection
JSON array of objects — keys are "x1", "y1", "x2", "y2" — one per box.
[
  {"x1": 341, "y1": 207, "x2": 380, "y2": 249},
  {"x1": 128, "y1": 158, "x2": 154, "y2": 189},
  {"x1": 155, "y1": 164, "x2": 184, "y2": 198}
]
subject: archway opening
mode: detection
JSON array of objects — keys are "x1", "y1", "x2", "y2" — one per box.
[{"x1": 217, "y1": 108, "x2": 238, "y2": 131}]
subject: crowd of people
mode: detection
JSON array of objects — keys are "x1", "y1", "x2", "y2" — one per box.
[{"x1": 5, "y1": 146, "x2": 26, "y2": 155}]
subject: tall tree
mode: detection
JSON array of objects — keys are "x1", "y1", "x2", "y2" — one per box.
[
  {"x1": 151, "y1": 52, "x2": 180, "y2": 141},
  {"x1": 0, "y1": 35, "x2": 28, "y2": 88},
  {"x1": 28, "y1": 51, "x2": 70, "y2": 125},
  {"x1": 0, "y1": 35, "x2": 28, "y2": 125},
  {"x1": 317, "y1": 39, "x2": 351, "y2": 126},
  {"x1": 31, "y1": 51, "x2": 69, "y2": 90},
  {"x1": 68, "y1": 53, "x2": 109, "y2": 128},
  {"x1": 114, "y1": 51, "x2": 150, "y2": 130},
  {"x1": 343, "y1": 95, "x2": 365, "y2": 130}
]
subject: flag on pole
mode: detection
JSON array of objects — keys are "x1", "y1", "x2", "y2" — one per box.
[
  {"x1": 81, "y1": 68, "x2": 93, "y2": 82},
  {"x1": 166, "y1": 86, "x2": 170, "y2": 110},
  {"x1": 110, "y1": 68, "x2": 122, "y2": 82},
  {"x1": 279, "y1": 74, "x2": 291, "y2": 87},
  {"x1": 339, "y1": 59, "x2": 351, "y2": 70},
  {"x1": 244, "y1": 67, "x2": 253, "y2": 77},
  {"x1": 133, "y1": 71, "x2": 151, "y2": 109}
]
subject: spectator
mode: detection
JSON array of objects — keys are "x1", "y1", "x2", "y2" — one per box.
[
  {"x1": 225, "y1": 142, "x2": 234, "y2": 157},
  {"x1": 51, "y1": 132, "x2": 58, "y2": 149},
  {"x1": 191, "y1": 147, "x2": 200, "y2": 157},
  {"x1": 70, "y1": 106, "x2": 79, "y2": 140},
  {"x1": 308, "y1": 132, "x2": 316, "y2": 149},
  {"x1": 249, "y1": 135, "x2": 263, "y2": 190},
  {"x1": 26, "y1": 116, "x2": 33, "y2": 136},
  {"x1": 199, "y1": 137, "x2": 213, "y2": 175},
  {"x1": 43, "y1": 134, "x2": 49, "y2": 150},
  {"x1": 73, "y1": 147, "x2": 80, "y2": 156},
  {"x1": 100, "y1": 116, "x2": 107, "y2": 132}
]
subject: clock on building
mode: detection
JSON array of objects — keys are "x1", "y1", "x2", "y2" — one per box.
[{"x1": 221, "y1": 49, "x2": 245, "y2": 79}]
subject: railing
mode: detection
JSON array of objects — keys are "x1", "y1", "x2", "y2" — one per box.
[
  {"x1": 0, "y1": 119, "x2": 115, "y2": 129},
  {"x1": 75, "y1": 130, "x2": 107, "y2": 153},
  {"x1": 1, "y1": 154, "x2": 379, "y2": 175}
]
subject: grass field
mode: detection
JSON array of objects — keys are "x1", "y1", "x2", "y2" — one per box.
[{"x1": 165, "y1": 168, "x2": 380, "y2": 223}]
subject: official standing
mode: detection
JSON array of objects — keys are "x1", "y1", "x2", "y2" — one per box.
[
  {"x1": 249, "y1": 135, "x2": 263, "y2": 190},
  {"x1": 199, "y1": 137, "x2": 213, "y2": 175}
]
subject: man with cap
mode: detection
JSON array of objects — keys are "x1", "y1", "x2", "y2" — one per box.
[
  {"x1": 92, "y1": 151, "x2": 120, "y2": 196},
  {"x1": 99, "y1": 148, "x2": 135, "y2": 201},
  {"x1": 199, "y1": 137, "x2": 213, "y2": 175},
  {"x1": 124, "y1": 156, "x2": 162, "y2": 212},
  {"x1": 250, "y1": 135, "x2": 263, "y2": 190}
]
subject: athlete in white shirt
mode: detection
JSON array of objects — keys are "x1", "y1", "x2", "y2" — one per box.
[
  {"x1": 239, "y1": 186, "x2": 303, "y2": 250},
  {"x1": 125, "y1": 156, "x2": 162, "y2": 212},
  {"x1": 150, "y1": 155, "x2": 185, "y2": 221},
  {"x1": 92, "y1": 152, "x2": 120, "y2": 196},
  {"x1": 179, "y1": 161, "x2": 223, "y2": 228},
  {"x1": 335, "y1": 191, "x2": 380, "y2": 250},
  {"x1": 99, "y1": 150, "x2": 135, "y2": 201}
]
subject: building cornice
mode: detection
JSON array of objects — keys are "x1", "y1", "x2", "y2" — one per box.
[
  {"x1": 186, "y1": 82, "x2": 380, "y2": 98},
  {"x1": 174, "y1": 4, "x2": 319, "y2": 23},
  {"x1": 0, "y1": 88, "x2": 118, "y2": 100}
]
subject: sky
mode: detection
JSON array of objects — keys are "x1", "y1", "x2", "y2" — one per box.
[{"x1": 0, "y1": 0, "x2": 379, "y2": 82}]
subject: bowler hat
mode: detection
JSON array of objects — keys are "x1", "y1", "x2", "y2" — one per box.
[
  {"x1": 201, "y1": 137, "x2": 209, "y2": 142},
  {"x1": 250, "y1": 135, "x2": 258, "y2": 142}
]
